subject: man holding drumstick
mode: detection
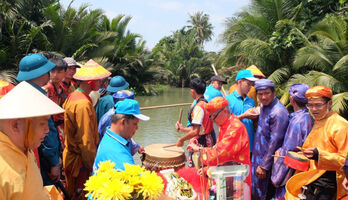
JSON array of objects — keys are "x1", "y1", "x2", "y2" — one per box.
[{"x1": 285, "y1": 86, "x2": 348, "y2": 200}]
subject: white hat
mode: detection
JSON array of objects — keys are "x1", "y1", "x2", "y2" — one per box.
[
  {"x1": 0, "y1": 81, "x2": 65, "y2": 119},
  {"x1": 89, "y1": 90, "x2": 100, "y2": 107}
]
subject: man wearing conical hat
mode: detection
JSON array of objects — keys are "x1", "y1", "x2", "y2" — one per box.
[
  {"x1": 0, "y1": 81, "x2": 64, "y2": 200},
  {"x1": 285, "y1": 86, "x2": 348, "y2": 200},
  {"x1": 228, "y1": 65, "x2": 265, "y2": 105},
  {"x1": 62, "y1": 59, "x2": 111, "y2": 199}
]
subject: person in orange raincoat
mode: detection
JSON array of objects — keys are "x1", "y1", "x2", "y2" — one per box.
[
  {"x1": 0, "y1": 81, "x2": 65, "y2": 200},
  {"x1": 62, "y1": 59, "x2": 111, "y2": 199},
  {"x1": 187, "y1": 96, "x2": 251, "y2": 199},
  {"x1": 285, "y1": 86, "x2": 348, "y2": 200}
]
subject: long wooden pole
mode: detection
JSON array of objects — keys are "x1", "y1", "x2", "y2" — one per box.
[
  {"x1": 140, "y1": 102, "x2": 191, "y2": 110},
  {"x1": 211, "y1": 64, "x2": 227, "y2": 96}
]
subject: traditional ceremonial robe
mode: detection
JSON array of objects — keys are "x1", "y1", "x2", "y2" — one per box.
[
  {"x1": 271, "y1": 108, "x2": 313, "y2": 199},
  {"x1": 63, "y1": 89, "x2": 99, "y2": 198},
  {"x1": 0, "y1": 131, "x2": 50, "y2": 200},
  {"x1": 201, "y1": 113, "x2": 251, "y2": 187},
  {"x1": 285, "y1": 112, "x2": 348, "y2": 200},
  {"x1": 95, "y1": 94, "x2": 114, "y2": 123},
  {"x1": 251, "y1": 97, "x2": 289, "y2": 200}
]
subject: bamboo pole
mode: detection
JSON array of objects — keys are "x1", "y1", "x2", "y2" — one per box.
[
  {"x1": 211, "y1": 64, "x2": 227, "y2": 96},
  {"x1": 140, "y1": 102, "x2": 192, "y2": 110}
]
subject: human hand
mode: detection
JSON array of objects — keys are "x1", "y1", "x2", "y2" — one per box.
[
  {"x1": 49, "y1": 164, "x2": 61, "y2": 182},
  {"x1": 176, "y1": 138, "x2": 184, "y2": 147},
  {"x1": 187, "y1": 143, "x2": 200, "y2": 152},
  {"x1": 302, "y1": 148, "x2": 315, "y2": 159},
  {"x1": 175, "y1": 121, "x2": 183, "y2": 132},
  {"x1": 138, "y1": 146, "x2": 145, "y2": 154},
  {"x1": 242, "y1": 107, "x2": 260, "y2": 119},
  {"x1": 256, "y1": 166, "x2": 267, "y2": 179},
  {"x1": 274, "y1": 150, "x2": 280, "y2": 164},
  {"x1": 342, "y1": 177, "x2": 348, "y2": 192}
]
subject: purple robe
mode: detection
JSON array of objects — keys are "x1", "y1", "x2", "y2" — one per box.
[
  {"x1": 251, "y1": 97, "x2": 289, "y2": 200},
  {"x1": 271, "y1": 108, "x2": 313, "y2": 199}
]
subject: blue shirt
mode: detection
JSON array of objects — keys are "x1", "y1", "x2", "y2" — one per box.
[
  {"x1": 204, "y1": 84, "x2": 223, "y2": 102},
  {"x1": 225, "y1": 90, "x2": 256, "y2": 152},
  {"x1": 93, "y1": 128, "x2": 134, "y2": 172}
]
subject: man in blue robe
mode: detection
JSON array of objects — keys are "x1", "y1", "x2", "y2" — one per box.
[
  {"x1": 95, "y1": 76, "x2": 129, "y2": 123},
  {"x1": 251, "y1": 79, "x2": 289, "y2": 200},
  {"x1": 271, "y1": 83, "x2": 314, "y2": 199}
]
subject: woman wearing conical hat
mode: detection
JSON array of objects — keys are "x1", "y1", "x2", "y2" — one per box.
[
  {"x1": 62, "y1": 59, "x2": 111, "y2": 199},
  {"x1": 0, "y1": 81, "x2": 64, "y2": 200}
]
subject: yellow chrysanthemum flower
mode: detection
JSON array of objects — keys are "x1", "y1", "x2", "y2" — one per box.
[
  {"x1": 96, "y1": 160, "x2": 116, "y2": 174},
  {"x1": 123, "y1": 163, "x2": 145, "y2": 177},
  {"x1": 84, "y1": 161, "x2": 164, "y2": 200},
  {"x1": 138, "y1": 171, "x2": 164, "y2": 200}
]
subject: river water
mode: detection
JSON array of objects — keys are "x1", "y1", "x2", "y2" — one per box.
[{"x1": 132, "y1": 87, "x2": 193, "y2": 164}]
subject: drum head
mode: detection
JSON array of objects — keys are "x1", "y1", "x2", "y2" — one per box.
[{"x1": 143, "y1": 144, "x2": 186, "y2": 171}]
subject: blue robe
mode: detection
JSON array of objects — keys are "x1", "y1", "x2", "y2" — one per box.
[
  {"x1": 251, "y1": 97, "x2": 289, "y2": 200},
  {"x1": 271, "y1": 108, "x2": 313, "y2": 199},
  {"x1": 95, "y1": 94, "x2": 114, "y2": 123}
]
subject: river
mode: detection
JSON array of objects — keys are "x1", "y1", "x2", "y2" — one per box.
[{"x1": 132, "y1": 87, "x2": 193, "y2": 164}]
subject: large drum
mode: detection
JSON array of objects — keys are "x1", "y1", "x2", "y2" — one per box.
[
  {"x1": 284, "y1": 151, "x2": 310, "y2": 171},
  {"x1": 142, "y1": 144, "x2": 186, "y2": 171}
]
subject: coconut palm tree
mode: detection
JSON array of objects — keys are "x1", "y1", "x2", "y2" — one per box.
[{"x1": 186, "y1": 11, "x2": 213, "y2": 46}]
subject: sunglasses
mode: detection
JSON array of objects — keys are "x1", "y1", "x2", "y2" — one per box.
[{"x1": 209, "y1": 108, "x2": 224, "y2": 121}]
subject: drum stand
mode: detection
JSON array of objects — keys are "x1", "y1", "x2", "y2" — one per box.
[{"x1": 298, "y1": 186, "x2": 307, "y2": 200}]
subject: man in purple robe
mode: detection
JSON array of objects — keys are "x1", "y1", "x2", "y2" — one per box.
[
  {"x1": 251, "y1": 79, "x2": 289, "y2": 200},
  {"x1": 271, "y1": 83, "x2": 314, "y2": 199}
]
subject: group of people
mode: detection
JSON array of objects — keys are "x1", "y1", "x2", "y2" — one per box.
[
  {"x1": 0, "y1": 52, "x2": 348, "y2": 200},
  {"x1": 174, "y1": 67, "x2": 348, "y2": 200}
]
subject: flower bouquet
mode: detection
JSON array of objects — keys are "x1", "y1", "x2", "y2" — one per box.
[{"x1": 84, "y1": 161, "x2": 164, "y2": 200}]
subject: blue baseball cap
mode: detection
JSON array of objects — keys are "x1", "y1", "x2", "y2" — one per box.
[
  {"x1": 107, "y1": 76, "x2": 129, "y2": 93},
  {"x1": 17, "y1": 54, "x2": 56, "y2": 81},
  {"x1": 235, "y1": 70, "x2": 258, "y2": 81},
  {"x1": 114, "y1": 99, "x2": 149, "y2": 121}
]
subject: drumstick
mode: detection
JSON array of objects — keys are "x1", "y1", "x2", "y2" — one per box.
[
  {"x1": 297, "y1": 146, "x2": 305, "y2": 151},
  {"x1": 162, "y1": 144, "x2": 176, "y2": 148},
  {"x1": 272, "y1": 155, "x2": 285, "y2": 158},
  {"x1": 177, "y1": 108, "x2": 183, "y2": 132},
  {"x1": 178, "y1": 108, "x2": 183, "y2": 123}
]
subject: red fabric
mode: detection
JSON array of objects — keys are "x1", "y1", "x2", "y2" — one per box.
[
  {"x1": 177, "y1": 167, "x2": 209, "y2": 199},
  {"x1": 196, "y1": 101, "x2": 213, "y2": 135},
  {"x1": 0, "y1": 80, "x2": 14, "y2": 98},
  {"x1": 201, "y1": 114, "x2": 251, "y2": 188},
  {"x1": 157, "y1": 172, "x2": 168, "y2": 194},
  {"x1": 32, "y1": 148, "x2": 40, "y2": 168}
]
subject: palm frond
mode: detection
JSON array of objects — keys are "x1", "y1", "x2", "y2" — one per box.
[
  {"x1": 331, "y1": 92, "x2": 348, "y2": 115},
  {"x1": 268, "y1": 67, "x2": 291, "y2": 84}
]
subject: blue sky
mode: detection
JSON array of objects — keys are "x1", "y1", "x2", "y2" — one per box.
[{"x1": 60, "y1": 0, "x2": 250, "y2": 52}]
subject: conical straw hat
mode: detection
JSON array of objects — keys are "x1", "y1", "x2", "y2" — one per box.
[
  {"x1": 73, "y1": 59, "x2": 111, "y2": 81},
  {"x1": 0, "y1": 81, "x2": 64, "y2": 119},
  {"x1": 246, "y1": 65, "x2": 265, "y2": 78}
]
